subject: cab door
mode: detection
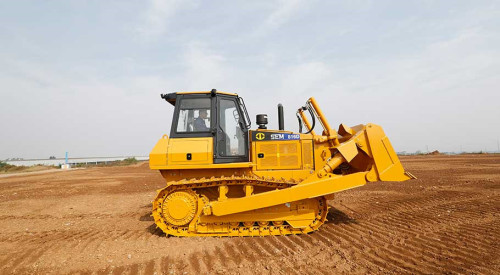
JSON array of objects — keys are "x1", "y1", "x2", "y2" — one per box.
[
  {"x1": 169, "y1": 94, "x2": 215, "y2": 164},
  {"x1": 214, "y1": 96, "x2": 249, "y2": 163}
]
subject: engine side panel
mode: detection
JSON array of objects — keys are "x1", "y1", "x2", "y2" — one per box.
[
  {"x1": 255, "y1": 140, "x2": 302, "y2": 170},
  {"x1": 168, "y1": 137, "x2": 213, "y2": 165}
]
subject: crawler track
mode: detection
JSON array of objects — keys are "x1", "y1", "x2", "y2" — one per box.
[
  {"x1": 0, "y1": 155, "x2": 498, "y2": 274},
  {"x1": 152, "y1": 175, "x2": 328, "y2": 237}
]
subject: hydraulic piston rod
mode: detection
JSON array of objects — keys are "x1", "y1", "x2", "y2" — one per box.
[{"x1": 308, "y1": 97, "x2": 340, "y2": 146}]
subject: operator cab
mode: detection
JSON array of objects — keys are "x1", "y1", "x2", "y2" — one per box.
[{"x1": 162, "y1": 89, "x2": 251, "y2": 164}]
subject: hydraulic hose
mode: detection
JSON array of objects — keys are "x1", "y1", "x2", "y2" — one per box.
[
  {"x1": 304, "y1": 105, "x2": 316, "y2": 134},
  {"x1": 296, "y1": 112, "x2": 303, "y2": 133}
]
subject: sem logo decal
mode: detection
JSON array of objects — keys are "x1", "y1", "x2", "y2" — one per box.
[
  {"x1": 271, "y1": 133, "x2": 300, "y2": 140},
  {"x1": 253, "y1": 132, "x2": 300, "y2": 141}
]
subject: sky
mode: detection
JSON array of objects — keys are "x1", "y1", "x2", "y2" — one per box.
[{"x1": 1, "y1": 0, "x2": 499, "y2": 159}]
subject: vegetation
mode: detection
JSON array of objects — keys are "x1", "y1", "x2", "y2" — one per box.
[
  {"x1": 71, "y1": 157, "x2": 140, "y2": 168},
  {"x1": 0, "y1": 161, "x2": 58, "y2": 174},
  {"x1": 0, "y1": 161, "x2": 16, "y2": 172},
  {"x1": 0, "y1": 157, "x2": 141, "y2": 173},
  {"x1": 122, "y1": 157, "x2": 139, "y2": 165}
]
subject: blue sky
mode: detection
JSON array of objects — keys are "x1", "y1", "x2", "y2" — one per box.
[{"x1": 1, "y1": 0, "x2": 499, "y2": 159}]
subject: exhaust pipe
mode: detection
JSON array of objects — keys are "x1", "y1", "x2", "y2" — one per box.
[{"x1": 278, "y1": 104, "x2": 284, "y2": 130}]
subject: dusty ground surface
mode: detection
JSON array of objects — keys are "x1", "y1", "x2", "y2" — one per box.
[{"x1": 0, "y1": 155, "x2": 498, "y2": 274}]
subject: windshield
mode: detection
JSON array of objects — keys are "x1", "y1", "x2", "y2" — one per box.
[{"x1": 176, "y1": 98, "x2": 211, "y2": 132}]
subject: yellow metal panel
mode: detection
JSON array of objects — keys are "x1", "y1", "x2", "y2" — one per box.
[
  {"x1": 252, "y1": 169, "x2": 313, "y2": 181},
  {"x1": 336, "y1": 139, "x2": 358, "y2": 162},
  {"x1": 365, "y1": 124, "x2": 411, "y2": 181},
  {"x1": 301, "y1": 140, "x2": 314, "y2": 170},
  {"x1": 281, "y1": 155, "x2": 298, "y2": 167},
  {"x1": 210, "y1": 172, "x2": 367, "y2": 216},
  {"x1": 157, "y1": 162, "x2": 254, "y2": 170},
  {"x1": 200, "y1": 201, "x2": 316, "y2": 224},
  {"x1": 277, "y1": 141, "x2": 300, "y2": 169},
  {"x1": 168, "y1": 137, "x2": 213, "y2": 165},
  {"x1": 159, "y1": 168, "x2": 252, "y2": 182},
  {"x1": 279, "y1": 143, "x2": 298, "y2": 154},
  {"x1": 255, "y1": 140, "x2": 301, "y2": 170},
  {"x1": 149, "y1": 135, "x2": 169, "y2": 169},
  {"x1": 313, "y1": 143, "x2": 331, "y2": 170}
]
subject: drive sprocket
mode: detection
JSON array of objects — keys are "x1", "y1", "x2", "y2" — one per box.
[{"x1": 160, "y1": 190, "x2": 198, "y2": 226}]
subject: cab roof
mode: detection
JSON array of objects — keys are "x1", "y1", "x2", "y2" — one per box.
[{"x1": 160, "y1": 90, "x2": 238, "y2": 106}]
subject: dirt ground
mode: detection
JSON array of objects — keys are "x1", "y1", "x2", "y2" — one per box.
[{"x1": 0, "y1": 155, "x2": 498, "y2": 274}]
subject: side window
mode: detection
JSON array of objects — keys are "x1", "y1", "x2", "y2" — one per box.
[
  {"x1": 219, "y1": 99, "x2": 245, "y2": 156},
  {"x1": 176, "y1": 98, "x2": 211, "y2": 132}
]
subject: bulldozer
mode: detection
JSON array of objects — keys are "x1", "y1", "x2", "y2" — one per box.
[{"x1": 149, "y1": 89, "x2": 414, "y2": 237}]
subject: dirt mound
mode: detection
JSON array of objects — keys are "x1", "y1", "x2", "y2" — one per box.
[{"x1": 0, "y1": 155, "x2": 498, "y2": 274}]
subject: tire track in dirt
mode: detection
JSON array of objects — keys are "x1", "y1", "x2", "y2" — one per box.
[
  {"x1": 330, "y1": 224, "x2": 432, "y2": 273},
  {"x1": 273, "y1": 235, "x2": 301, "y2": 255},
  {"x1": 349, "y1": 221, "x2": 473, "y2": 271},
  {"x1": 223, "y1": 242, "x2": 245, "y2": 266},
  {"x1": 188, "y1": 252, "x2": 203, "y2": 273},
  {"x1": 0, "y1": 227, "x2": 157, "y2": 274},
  {"x1": 361, "y1": 196, "x2": 498, "y2": 237},
  {"x1": 201, "y1": 249, "x2": 216, "y2": 271},
  {"x1": 346, "y1": 222, "x2": 454, "y2": 272},
  {"x1": 2, "y1": 228, "x2": 152, "y2": 251},
  {"x1": 318, "y1": 226, "x2": 404, "y2": 273},
  {"x1": 334, "y1": 194, "x2": 500, "y2": 274},
  {"x1": 268, "y1": 236, "x2": 293, "y2": 255},
  {"x1": 352, "y1": 190, "x2": 477, "y2": 214}
]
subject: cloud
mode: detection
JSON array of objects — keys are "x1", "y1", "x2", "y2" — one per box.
[
  {"x1": 280, "y1": 61, "x2": 333, "y2": 96},
  {"x1": 180, "y1": 42, "x2": 230, "y2": 90},
  {"x1": 249, "y1": 0, "x2": 309, "y2": 37},
  {"x1": 135, "y1": 0, "x2": 197, "y2": 40},
  {"x1": 266, "y1": 0, "x2": 307, "y2": 27}
]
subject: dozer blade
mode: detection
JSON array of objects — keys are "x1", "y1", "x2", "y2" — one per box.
[{"x1": 364, "y1": 124, "x2": 416, "y2": 182}]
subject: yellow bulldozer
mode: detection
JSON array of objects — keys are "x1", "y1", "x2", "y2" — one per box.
[{"x1": 149, "y1": 89, "x2": 414, "y2": 237}]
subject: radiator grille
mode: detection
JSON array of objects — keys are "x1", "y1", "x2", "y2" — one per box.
[
  {"x1": 261, "y1": 156, "x2": 278, "y2": 167},
  {"x1": 260, "y1": 144, "x2": 278, "y2": 154},
  {"x1": 256, "y1": 141, "x2": 301, "y2": 170},
  {"x1": 302, "y1": 140, "x2": 313, "y2": 169},
  {"x1": 279, "y1": 143, "x2": 297, "y2": 154},
  {"x1": 280, "y1": 155, "x2": 299, "y2": 167}
]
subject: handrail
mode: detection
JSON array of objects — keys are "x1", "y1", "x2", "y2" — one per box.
[{"x1": 238, "y1": 97, "x2": 251, "y2": 129}]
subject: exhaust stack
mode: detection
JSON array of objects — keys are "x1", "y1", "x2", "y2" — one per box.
[{"x1": 278, "y1": 104, "x2": 284, "y2": 130}]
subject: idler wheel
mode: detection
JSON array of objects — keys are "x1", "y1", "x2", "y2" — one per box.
[{"x1": 161, "y1": 190, "x2": 198, "y2": 226}]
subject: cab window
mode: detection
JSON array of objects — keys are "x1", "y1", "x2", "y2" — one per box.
[
  {"x1": 176, "y1": 98, "x2": 211, "y2": 132},
  {"x1": 218, "y1": 99, "x2": 245, "y2": 156}
]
